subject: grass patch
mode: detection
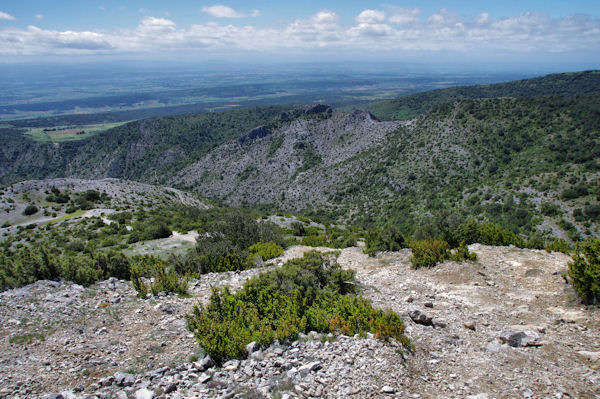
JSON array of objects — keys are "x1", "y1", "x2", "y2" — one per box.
[
  {"x1": 44, "y1": 209, "x2": 87, "y2": 225},
  {"x1": 9, "y1": 333, "x2": 45, "y2": 345}
]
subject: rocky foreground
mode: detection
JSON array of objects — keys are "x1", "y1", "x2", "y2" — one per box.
[{"x1": 0, "y1": 245, "x2": 599, "y2": 399}]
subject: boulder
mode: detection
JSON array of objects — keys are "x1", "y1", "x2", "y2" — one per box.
[
  {"x1": 246, "y1": 341, "x2": 260, "y2": 357},
  {"x1": 113, "y1": 371, "x2": 135, "y2": 387},
  {"x1": 134, "y1": 388, "x2": 154, "y2": 399},
  {"x1": 408, "y1": 310, "x2": 433, "y2": 326},
  {"x1": 498, "y1": 331, "x2": 526, "y2": 347}
]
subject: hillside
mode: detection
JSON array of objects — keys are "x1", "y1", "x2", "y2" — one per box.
[
  {"x1": 365, "y1": 70, "x2": 600, "y2": 120},
  {"x1": 0, "y1": 106, "x2": 290, "y2": 185},
  {"x1": 173, "y1": 95, "x2": 600, "y2": 240},
  {"x1": 1, "y1": 71, "x2": 599, "y2": 241}
]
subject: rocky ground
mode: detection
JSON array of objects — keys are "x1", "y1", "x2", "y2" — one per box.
[
  {"x1": 0, "y1": 245, "x2": 598, "y2": 399},
  {"x1": 0, "y1": 178, "x2": 208, "y2": 229}
]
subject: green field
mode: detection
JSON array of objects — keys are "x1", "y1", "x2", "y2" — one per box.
[{"x1": 24, "y1": 121, "x2": 129, "y2": 143}]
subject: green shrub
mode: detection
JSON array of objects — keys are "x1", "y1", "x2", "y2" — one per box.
[
  {"x1": 186, "y1": 251, "x2": 409, "y2": 363},
  {"x1": 455, "y1": 220, "x2": 524, "y2": 247},
  {"x1": 248, "y1": 241, "x2": 284, "y2": 261},
  {"x1": 149, "y1": 265, "x2": 188, "y2": 296},
  {"x1": 525, "y1": 233, "x2": 546, "y2": 250},
  {"x1": 584, "y1": 204, "x2": 600, "y2": 221},
  {"x1": 129, "y1": 255, "x2": 187, "y2": 298},
  {"x1": 0, "y1": 246, "x2": 61, "y2": 289},
  {"x1": 60, "y1": 256, "x2": 101, "y2": 286},
  {"x1": 301, "y1": 235, "x2": 328, "y2": 247},
  {"x1": 449, "y1": 241, "x2": 477, "y2": 262},
  {"x1": 562, "y1": 185, "x2": 588, "y2": 200},
  {"x1": 568, "y1": 238, "x2": 600, "y2": 304},
  {"x1": 22, "y1": 204, "x2": 39, "y2": 216},
  {"x1": 410, "y1": 238, "x2": 450, "y2": 268},
  {"x1": 364, "y1": 226, "x2": 406, "y2": 256},
  {"x1": 545, "y1": 238, "x2": 572, "y2": 254},
  {"x1": 147, "y1": 222, "x2": 172, "y2": 240},
  {"x1": 541, "y1": 202, "x2": 561, "y2": 216}
]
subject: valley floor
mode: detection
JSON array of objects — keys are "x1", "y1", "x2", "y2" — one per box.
[{"x1": 0, "y1": 245, "x2": 598, "y2": 398}]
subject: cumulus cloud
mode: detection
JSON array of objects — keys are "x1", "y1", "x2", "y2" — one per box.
[
  {"x1": 0, "y1": 9, "x2": 599, "y2": 57},
  {"x1": 35, "y1": 14, "x2": 43, "y2": 20},
  {"x1": 475, "y1": 12, "x2": 490, "y2": 25},
  {"x1": 201, "y1": 5, "x2": 259, "y2": 18},
  {"x1": 355, "y1": 9, "x2": 386, "y2": 24},
  {"x1": 0, "y1": 25, "x2": 112, "y2": 55},
  {"x1": 428, "y1": 8, "x2": 461, "y2": 27},
  {"x1": 387, "y1": 7, "x2": 420, "y2": 25},
  {"x1": 137, "y1": 16, "x2": 176, "y2": 33},
  {"x1": 0, "y1": 11, "x2": 15, "y2": 21}
]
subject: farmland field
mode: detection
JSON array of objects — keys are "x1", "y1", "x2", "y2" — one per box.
[{"x1": 23, "y1": 122, "x2": 129, "y2": 142}]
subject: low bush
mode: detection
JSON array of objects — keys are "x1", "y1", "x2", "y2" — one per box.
[
  {"x1": 545, "y1": 238, "x2": 572, "y2": 254},
  {"x1": 449, "y1": 241, "x2": 477, "y2": 262},
  {"x1": 186, "y1": 251, "x2": 409, "y2": 363},
  {"x1": 541, "y1": 202, "x2": 560, "y2": 216},
  {"x1": 410, "y1": 238, "x2": 449, "y2": 268},
  {"x1": 454, "y1": 220, "x2": 524, "y2": 247},
  {"x1": 129, "y1": 255, "x2": 188, "y2": 298},
  {"x1": 364, "y1": 226, "x2": 406, "y2": 256},
  {"x1": 0, "y1": 246, "x2": 61, "y2": 289},
  {"x1": 248, "y1": 241, "x2": 284, "y2": 261},
  {"x1": 568, "y1": 238, "x2": 600, "y2": 304},
  {"x1": 22, "y1": 204, "x2": 38, "y2": 216}
]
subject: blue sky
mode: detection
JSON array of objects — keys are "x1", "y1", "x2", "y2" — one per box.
[{"x1": 0, "y1": 1, "x2": 599, "y2": 67}]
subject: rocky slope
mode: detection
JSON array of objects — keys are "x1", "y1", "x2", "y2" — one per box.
[
  {"x1": 1, "y1": 245, "x2": 598, "y2": 398},
  {"x1": 0, "y1": 178, "x2": 208, "y2": 230},
  {"x1": 173, "y1": 109, "x2": 407, "y2": 209}
]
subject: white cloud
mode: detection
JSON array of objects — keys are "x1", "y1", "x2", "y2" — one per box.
[
  {"x1": 137, "y1": 16, "x2": 176, "y2": 33},
  {"x1": 201, "y1": 5, "x2": 259, "y2": 19},
  {"x1": 0, "y1": 11, "x2": 16, "y2": 21},
  {"x1": 35, "y1": 14, "x2": 43, "y2": 20},
  {"x1": 0, "y1": 10, "x2": 598, "y2": 57},
  {"x1": 387, "y1": 7, "x2": 420, "y2": 25},
  {"x1": 428, "y1": 8, "x2": 460, "y2": 27},
  {"x1": 0, "y1": 25, "x2": 112, "y2": 55},
  {"x1": 284, "y1": 11, "x2": 343, "y2": 45},
  {"x1": 475, "y1": 12, "x2": 490, "y2": 25},
  {"x1": 355, "y1": 9, "x2": 386, "y2": 24}
]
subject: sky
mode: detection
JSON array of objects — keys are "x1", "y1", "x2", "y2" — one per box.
[{"x1": 0, "y1": 1, "x2": 599, "y2": 69}]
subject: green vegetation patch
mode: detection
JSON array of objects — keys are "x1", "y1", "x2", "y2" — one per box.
[
  {"x1": 568, "y1": 238, "x2": 600, "y2": 304},
  {"x1": 267, "y1": 135, "x2": 285, "y2": 158},
  {"x1": 364, "y1": 226, "x2": 406, "y2": 256},
  {"x1": 248, "y1": 241, "x2": 284, "y2": 261},
  {"x1": 9, "y1": 333, "x2": 45, "y2": 345},
  {"x1": 45, "y1": 209, "x2": 87, "y2": 225},
  {"x1": 24, "y1": 122, "x2": 128, "y2": 143},
  {"x1": 186, "y1": 251, "x2": 409, "y2": 363},
  {"x1": 410, "y1": 239, "x2": 477, "y2": 269},
  {"x1": 130, "y1": 255, "x2": 188, "y2": 298}
]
